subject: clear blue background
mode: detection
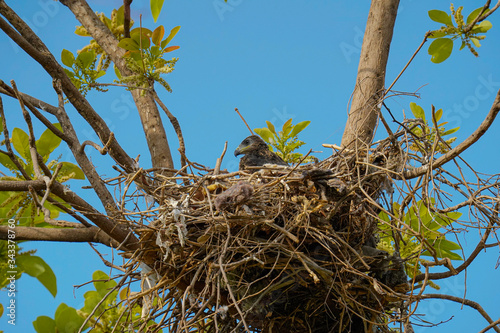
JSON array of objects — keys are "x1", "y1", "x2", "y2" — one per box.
[{"x1": 1, "y1": 0, "x2": 499, "y2": 332}]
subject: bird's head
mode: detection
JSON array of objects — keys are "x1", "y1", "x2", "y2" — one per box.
[{"x1": 234, "y1": 135, "x2": 267, "y2": 157}]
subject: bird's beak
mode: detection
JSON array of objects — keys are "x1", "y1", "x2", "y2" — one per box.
[
  {"x1": 234, "y1": 146, "x2": 242, "y2": 157},
  {"x1": 234, "y1": 143, "x2": 248, "y2": 157}
]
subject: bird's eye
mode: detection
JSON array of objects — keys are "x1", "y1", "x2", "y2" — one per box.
[{"x1": 243, "y1": 139, "x2": 249, "y2": 144}]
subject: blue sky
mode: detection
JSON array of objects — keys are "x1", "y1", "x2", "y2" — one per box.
[{"x1": 1, "y1": 0, "x2": 499, "y2": 332}]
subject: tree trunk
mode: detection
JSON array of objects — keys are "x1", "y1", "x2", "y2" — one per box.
[{"x1": 341, "y1": 0, "x2": 400, "y2": 149}]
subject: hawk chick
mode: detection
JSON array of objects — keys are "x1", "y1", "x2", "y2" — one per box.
[{"x1": 234, "y1": 135, "x2": 288, "y2": 171}]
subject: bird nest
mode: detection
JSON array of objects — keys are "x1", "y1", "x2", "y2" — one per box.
[{"x1": 125, "y1": 139, "x2": 409, "y2": 333}]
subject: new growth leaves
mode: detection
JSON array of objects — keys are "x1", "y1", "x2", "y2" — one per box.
[
  {"x1": 117, "y1": 25, "x2": 180, "y2": 92},
  {"x1": 64, "y1": 4, "x2": 180, "y2": 95},
  {"x1": 428, "y1": 4, "x2": 493, "y2": 63},
  {"x1": 61, "y1": 49, "x2": 106, "y2": 96},
  {"x1": 407, "y1": 102, "x2": 459, "y2": 155},
  {"x1": 254, "y1": 118, "x2": 314, "y2": 164}
]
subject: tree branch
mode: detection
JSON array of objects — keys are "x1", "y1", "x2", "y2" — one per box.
[
  {"x1": 0, "y1": 225, "x2": 120, "y2": 248},
  {"x1": 416, "y1": 294, "x2": 500, "y2": 333},
  {"x1": 0, "y1": 179, "x2": 139, "y2": 251}
]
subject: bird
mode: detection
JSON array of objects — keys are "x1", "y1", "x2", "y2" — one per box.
[{"x1": 234, "y1": 135, "x2": 288, "y2": 171}]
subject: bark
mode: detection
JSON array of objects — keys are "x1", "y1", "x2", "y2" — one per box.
[
  {"x1": 60, "y1": 0, "x2": 175, "y2": 170},
  {"x1": 0, "y1": 225, "x2": 120, "y2": 248},
  {"x1": 340, "y1": 0, "x2": 400, "y2": 149}
]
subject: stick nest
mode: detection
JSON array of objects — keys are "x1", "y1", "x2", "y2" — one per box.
[{"x1": 131, "y1": 142, "x2": 409, "y2": 333}]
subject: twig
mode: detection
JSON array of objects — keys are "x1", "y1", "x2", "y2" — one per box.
[
  {"x1": 384, "y1": 32, "x2": 431, "y2": 99},
  {"x1": 80, "y1": 133, "x2": 115, "y2": 155},
  {"x1": 235, "y1": 108, "x2": 254, "y2": 135},
  {"x1": 213, "y1": 141, "x2": 228, "y2": 175},
  {"x1": 479, "y1": 318, "x2": 500, "y2": 333},
  {"x1": 417, "y1": 294, "x2": 500, "y2": 333},
  {"x1": 463, "y1": 0, "x2": 500, "y2": 34}
]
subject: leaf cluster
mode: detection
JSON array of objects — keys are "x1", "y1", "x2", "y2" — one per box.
[
  {"x1": 117, "y1": 25, "x2": 180, "y2": 92},
  {"x1": 66, "y1": 5, "x2": 180, "y2": 95},
  {"x1": 406, "y1": 102, "x2": 459, "y2": 155},
  {"x1": 61, "y1": 49, "x2": 107, "y2": 96},
  {"x1": 71, "y1": 6, "x2": 134, "y2": 93},
  {"x1": 378, "y1": 199, "x2": 462, "y2": 289},
  {"x1": 0, "y1": 122, "x2": 84, "y2": 226},
  {"x1": 33, "y1": 270, "x2": 159, "y2": 333},
  {"x1": 254, "y1": 118, "x2": 315, "y2": 164},
  {"x1": 428, "y1": 4, "x2": 492, "y2": 63}
]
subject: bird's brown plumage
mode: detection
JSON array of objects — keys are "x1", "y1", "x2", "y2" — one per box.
[{"x1": 234, "y1": 135, "x2": 288, "y2": 171}]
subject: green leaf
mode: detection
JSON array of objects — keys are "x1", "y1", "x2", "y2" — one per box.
[
  {"x1": 254, "y1": 128, "x2": 274, "y2": 144},
  {"x1": 131, "y1": 31, "x2": 151, "y2": 49},
  {"x1": 162, "y1": 26, "x2": 181, "y2": 48},
  {"x1": 74, "y1": 26, "x2": 90, "y2": 37},
  {"x1": 470, "y1": 37, "x2": 481, "y2": 48},
  {"x1": 152, "y1": 25, "x2": 165, "y2": 46},
  {"x1": 471, "y1": 20, "x2": 492, "y2": 33},
  {"x1": 17, "y1": 255, "x2": 57, "y2": 297},
  {"x1": 446, "y1": 211, "x2": 462, "y2": 220},
  {"x1": 93, "y1": 270, "x2": 117, "y2": 298},
  {"x1": 0, "y1": 151, "x2": 18, "y2": 171},
  {"x1": 442, "y1": 127, "x2": 460, "y2": 135},
  {"x1": 266, "y1": 121, "x2": 276, "y2": 134},
  {"x1": 150, "y1": 45, "x2": 161, "y2": 56},
  {"x1": 428, "y1": 10, "x2": 453, "y2": 26},
  {"x1": 151, "y1": 0, "x2": 165, "y2": 22},
  {"x1": 117, "y1": 38, "x2": 140, "y2": 51},
  {"x1": 36, "y1": 124, "x2": 62, "y2": 161},
  {"x1": 61, "y1": 49, "x2": 74, "y2": 67},
  {"x1": 434, "y1": 108, "x2": 443, "y2": 122},
  {"x1": 113, "y1": 64, "x2": 123, "y2": 79},
  {"x1": 428, "y1": 38, "x2": 454, "y2": 63},
  {"x1": 433, "y1": 238, "x2": 462, "y2": 251},
  {"x1": 57, "y1": 162, "x2": 85, "y2": 181},
  {"x1": 290, "y1": 120, "x2": 311, "y2": 138},
  {"x1": 54, "y1": 303, "x2": 86, "y2": 333},
  {"x1": 409, "y1": 102, "x2": 426, "y2": 121},
  {"x1": 63, "y1": 68, "x2": 75, "y2": 79},
  {"x1": 459, "y1": 41, "x2": 466, "y2": 50},
  {"x1": 467, "y1": 7, "x2": 490, "y2": 24},
  {"x1": 82, "y1": 290, "x2": 103, "y2": 313},
  {"x1": 76, "y1": 50, "x2": 95, "y2": 69},
  {"x1": 12, "y1": 127, "x2": 30, "y2": 160},
  {"x1": 33, "y1": 316, "x2": 57, "y2": 333},
  {"x1": 94, "y1": 70, "x2": 106, "y2": 79},
  {"x1": 429, "y1": 29, "x2": 450, "y2": 39},
  {"x1": 282, "y1": 119, "x2": 293, "y2": 132},
  {"x1": 130, "y1": 27, "x2": 153, "y2": 38},
  {"x1": 422, "y1": 247, "x2": 462, "y2": 260},
  {"x1": 114, "y1": 5, "x2": 125, "y2": 26}
]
